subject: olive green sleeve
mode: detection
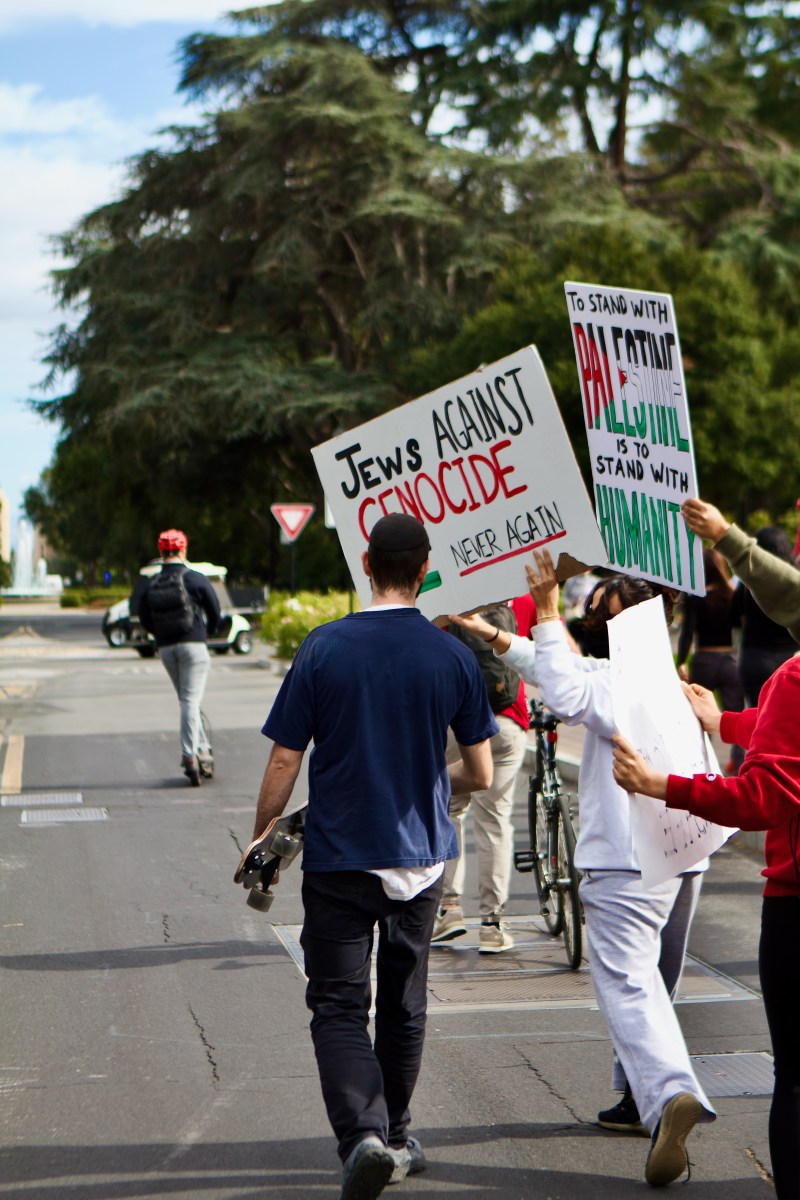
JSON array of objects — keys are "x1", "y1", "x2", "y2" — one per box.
[{"x1": 716, "y1": 525, "x2": 800, "y2": 644}]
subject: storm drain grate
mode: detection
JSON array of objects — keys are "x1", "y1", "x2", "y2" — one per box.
[
  {"x1": 20, "y1": 807, "x2": 107, "y2": 825},
  {"x1": 2, "y1": 792, "x2": 83, "y2": 807},
  {"x1": 272, "y1": 918, "x2": 759, "y2": 1013},
  {"x1": 691, "y1": 1052, "x2": 774, "y2": 1097}
]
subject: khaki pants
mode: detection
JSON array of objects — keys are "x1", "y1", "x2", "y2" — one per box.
[{"x1": 443, "y1": 715, "x2": 528, "y2": 918}]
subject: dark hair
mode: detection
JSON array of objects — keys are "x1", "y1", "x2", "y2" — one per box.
[
  {"x1": 581, "y1": 574, "x2": 677, "y2": 633},
  {"x1": 366, "y1": 543, "x2": 429, "y2": 593},
  {"x1": 703, "y1": 547, "x2": 733, "y2": 595},
  {"x1": 755, "y1": 525, "x2": 796, "y2": 566}
]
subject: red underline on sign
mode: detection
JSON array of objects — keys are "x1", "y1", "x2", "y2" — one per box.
[{"x1": 458, "y1": 529, "x2": 568, "y2": 577}]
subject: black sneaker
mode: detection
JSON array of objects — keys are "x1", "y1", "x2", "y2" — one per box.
[{"x1": 597, "y1": 1087, "x2": 648, "y2": 1135}]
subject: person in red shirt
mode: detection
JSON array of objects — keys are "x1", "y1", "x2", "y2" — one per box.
[
  {"x1": 612, "y1": 660, "x2": 800, "y2": 1200},
  {"x1": 432, "y1": 593, "x2": 537, "y2": 953}
]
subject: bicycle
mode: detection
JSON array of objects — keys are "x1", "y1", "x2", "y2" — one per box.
[{"x1": 514, "y1": 699, "x2": 583, "y2": 970}]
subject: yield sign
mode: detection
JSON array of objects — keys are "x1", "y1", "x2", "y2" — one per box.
[{"x1": 270, "y1": 503, "x2": 316, "y2": 543}]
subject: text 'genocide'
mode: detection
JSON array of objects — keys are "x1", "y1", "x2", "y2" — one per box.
[{"x1": 332, "y1": 368, "x2": 537, "y2": 538}]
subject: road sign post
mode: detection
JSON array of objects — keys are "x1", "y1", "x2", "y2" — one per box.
[{"x1": 270, "y1": 504, "x2": 316, "y2": 597}]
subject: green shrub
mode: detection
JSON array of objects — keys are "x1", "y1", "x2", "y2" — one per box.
[
  {"x1": 60, "y1": 587, "x2": 129, "y2": 608},
  {"x1": 260, "y1": 590, "x2": 359, "y2": 659}
]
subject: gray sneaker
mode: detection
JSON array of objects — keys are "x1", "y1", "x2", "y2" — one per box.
[
  {"x1": 478, "y1": 920, "x2": 514, "y2": 953},
  {"x1": 644, "y1": 1092, "x2": 704, "y2": 1187},
  {"x1": 431, "y1": 904, "x2": 466, "y2": 943},
  {"x1": 387, "y1": 1136, "x2": 426, "y2": 1184},
  {"x1": 340, "y1": 1136, "x2": 394, "y2": 1200}
]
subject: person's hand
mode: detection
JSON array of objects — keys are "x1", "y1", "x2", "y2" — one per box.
[
  {"x1": 677, "y1": 663, "x2": 690, "y2": 683},
  {"x1": 681, "y1": 681, "x2": 722, "y2": 734},
  {"x1": 681, "y1": 498, "x2": 730, "y2": 543},
  {"x1": 448, "y1": 611, "x2": 496, "y2": 641},
  {"x1": 611, "y1": 734, "x2": 668, "y2": 799},
  {"x1": 524, "y1": 548, "x2": 560, "y2": 618}
]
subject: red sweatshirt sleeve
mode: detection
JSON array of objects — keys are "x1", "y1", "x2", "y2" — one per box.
[
  {"x1": 719, "y1": 708, "x2": 758, "y2": 749},
  {"x1": 666, "y1": 658, "x2": 800, "y2": 831}
]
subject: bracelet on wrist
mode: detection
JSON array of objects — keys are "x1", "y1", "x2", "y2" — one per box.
[
  {"x1": 486, "y1": 627, "x2": 500, "y2": 643},
  {"x1": 536, "y1": 614, "x2": 561, "y2": 624}
]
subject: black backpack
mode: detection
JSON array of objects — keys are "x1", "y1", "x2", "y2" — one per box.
[
  {"x1": 146, "y1": 567, "x2": 197, "y2": 642},
  {"x1": 449, "y1": 604, "x2": 521, "y2": 713}
]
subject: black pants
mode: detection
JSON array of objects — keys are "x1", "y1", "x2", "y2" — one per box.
[
  {"x1": 300, "y1": 870, "x2": 442, "y2": 1163},
  {"x1": 760, "y1": 896, "x2": 800, "y2": 1199},
  {"x1": 689, "y1": 650, "x2": 745, "y2": 768},
  {"x1": 740, "y1": 646, "x2": 796, "y2": 708}
]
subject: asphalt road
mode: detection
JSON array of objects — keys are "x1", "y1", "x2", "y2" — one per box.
[{"x1": 0, "y1": 604, "x2": 776, "y2": 1199}]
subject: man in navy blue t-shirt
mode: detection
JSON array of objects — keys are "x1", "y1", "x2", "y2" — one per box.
[{"x1": 248, "y1": 513, "x2": 497, "y2": 1200}]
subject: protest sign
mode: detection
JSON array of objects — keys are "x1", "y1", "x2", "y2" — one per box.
[
  {"x1": 564, "y1": 281, "x2": 704, "y2": 596},
  {"x1": 609, "y1": 596, "x2": 736, "y2": 887},
  {"x1": 312, "y1": 346, "x2": 609, "y2": 621}
]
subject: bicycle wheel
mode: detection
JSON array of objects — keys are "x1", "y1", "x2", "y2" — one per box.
[
  {"x1": 530, "y1": 773, "x2": 562, "y2": 935},
  {"x1": 555, "y1": 795, "x2": 582, "y2": 970}
]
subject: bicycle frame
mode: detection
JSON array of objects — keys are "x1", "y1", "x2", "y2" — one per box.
[{"x1": 514, "y1": 698, "x2": 583, "y2": 969}]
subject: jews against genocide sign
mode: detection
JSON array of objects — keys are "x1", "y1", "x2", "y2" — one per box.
[
  {"x1": 610, "y1": 596, "x2": 736, "y2": 887},
  {"x1": 312, "y1": 346, "x2": 609, "y2": 621},
  {"x1": 564, "y1": 281, "x2": 704, "y2": 596}
]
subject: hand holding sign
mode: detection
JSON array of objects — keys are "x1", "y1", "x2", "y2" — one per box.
[
  {"x1": 680, "y1": 498, "x2": 731, "y2": 544},
  {"x1": 611, "y1": 733, "x2": 668, "y2": 799},
  {"x1": 524, "y1": 548, "x2": 560, "y2": 619},
  {"x1": 680, "y1": 681, "x2": 722, "y2": 735}
]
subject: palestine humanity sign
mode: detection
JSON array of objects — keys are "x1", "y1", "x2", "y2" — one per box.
[
  {"x1": 564, "y1": 281, "x2": 704, "y2": 596},
  {"x1": 312, "y1": 346, "x2": 609, "y2": 622}
]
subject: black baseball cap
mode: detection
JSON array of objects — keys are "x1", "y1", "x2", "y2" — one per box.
[{"x1": 368, "y1": 514, "x2": 430, "y2": 552}]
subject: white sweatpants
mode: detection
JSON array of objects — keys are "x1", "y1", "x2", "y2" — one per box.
[{"x1": 580, "y1": 868, "x2": 716, "y2": 1133}]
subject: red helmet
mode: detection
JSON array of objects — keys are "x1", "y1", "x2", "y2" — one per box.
[{"x1": 157, "y1": 529, "x2": 188, "y2": 555}]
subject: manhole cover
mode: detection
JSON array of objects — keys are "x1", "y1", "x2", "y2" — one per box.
[
  {"x1": 272, "y1": 917, "x2": 759, "y2": 1013},
  {"x1": 2, "y1": 792, "x2": 83, "y2": 807},
  {"x1": 691, "y1": 1052, "x2": 774, "y2": 1097},
  {"x1": 20, "y1": 807, "x2": 108, "y2": 824}
]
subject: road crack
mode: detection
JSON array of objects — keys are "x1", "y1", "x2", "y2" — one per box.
[
  {"x1": 513, "y1": 1044, "x2": 587, "y2": 1124},
  {"x1": 229, "y1": 827, "x2": 244, "y2": 854},
  {"x1": 744, "y1": 1146, "x2": 773, "y2": 1185},
  {"x1": 188, "y1": 1005, "x2": 220, "y2": 1085}
]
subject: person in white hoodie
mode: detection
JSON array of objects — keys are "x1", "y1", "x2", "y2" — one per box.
[{"x1": 450, "y1": 548, "x2": 715, "y2": 1189}]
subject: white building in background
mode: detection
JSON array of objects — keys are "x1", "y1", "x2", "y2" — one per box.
[{"x1": 0, "y1": 489, "x2": 9, "y2": 565}]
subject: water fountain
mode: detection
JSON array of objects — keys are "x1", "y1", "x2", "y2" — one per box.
[{"x1": 2, "y1": 517, "x2": 62, "y2": 599}]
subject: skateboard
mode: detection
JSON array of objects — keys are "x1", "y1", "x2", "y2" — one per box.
[{"x1": 234, "y1": 806, "x2": 306, "y2": 911}]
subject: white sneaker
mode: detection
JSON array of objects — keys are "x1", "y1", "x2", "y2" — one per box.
[
  {"x1": 479, "y1": 921, "x2": 514, "y2": 953},
  {"x1": 431, "y1": 904, "x2": 467, "y2": 943},
  {"x1": 387, "y1": 1135, "x2": 426, "y2": 1184}
]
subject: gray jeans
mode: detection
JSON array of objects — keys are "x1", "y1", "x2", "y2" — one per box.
[{"x1": 160, "y1": 641, "x2": 211, "y2": 760}]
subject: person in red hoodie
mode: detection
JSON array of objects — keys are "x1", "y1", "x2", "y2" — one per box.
[{"x1": 611, "y1": 659, "x2": 800, "y2": 1200}]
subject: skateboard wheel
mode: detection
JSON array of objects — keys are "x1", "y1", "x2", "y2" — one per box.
[{"x1": 247, "y1": 886, "x2": 274, "y2": 913}]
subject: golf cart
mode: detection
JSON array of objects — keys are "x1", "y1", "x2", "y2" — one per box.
[{"x1": 102, "y1": 560, "x2": 261, "y2": 657}]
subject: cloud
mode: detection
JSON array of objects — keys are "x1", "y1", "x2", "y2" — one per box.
[
  {"x1": 0, "y1": 82, "x2": 116, "y2": 138},
  {"x1": 0, "y1": 2, "x2": 236, "y2": 32},
  {"x1": 0, "y1": 82, "x2": 206, "y2": 526}
]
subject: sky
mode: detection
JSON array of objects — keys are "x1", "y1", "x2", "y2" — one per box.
[{"x1": 0, "y1": 2, "x2": 242, "y2": 552}]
